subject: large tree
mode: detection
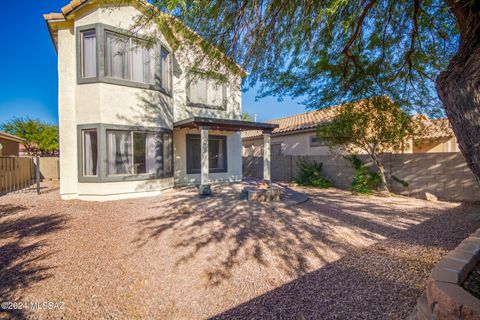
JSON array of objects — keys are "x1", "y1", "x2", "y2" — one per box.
[
  {"x1": 0, "y1": 117, "x2": 59, "y2": 156},
  {"x1": 124, "y1": 0, "x2": 480, "y2": 182},
  {"x1": 317, "y1": 97, "x2": 415, "y2": 192}
]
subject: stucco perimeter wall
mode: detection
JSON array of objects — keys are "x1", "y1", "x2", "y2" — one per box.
[
  {"x1": 174, "y1": 128, "x2": 242, "y2": 185},
  {"x1": 38, "y1": 157, "x2": 60, "y2": 180},
  {"x1": 243, "y1": 152, "x2": 480, "y2": 202}
]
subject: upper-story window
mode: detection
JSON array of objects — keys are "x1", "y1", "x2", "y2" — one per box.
[
  {"x1": 77, "y1": 24, "x2": 172, "y2": 95},
  {"x1": 105, "y1": 31, "x2": 156, "y2": 84},
  {"x1": 80, "y1": 30, "x2": 96, "y2": 78},
  {"x1": 187, "y1": 72, "x2": 226, "y2": 109}
]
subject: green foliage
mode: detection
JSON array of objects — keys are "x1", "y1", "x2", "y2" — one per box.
[
  {"x1": 317, "y1": 97, "x2": 415, "y2": 155},
  {"x1": 133, "y1": 0, "x2": 458, "y2": 117},
  {"x1": 241, "y1": 113, "x2": 254, "y2": 121},
  {"x1": 346, "y1": 155, "x2": 381, "y2": 194},
  {"x1": 0, "y1": 117, "x2": 59, "y2": 156},
  {"x1": 293, "y1": 158, "x2": 332, "y2": 188},
  {"x1": 317, "y1": 97, "x2": 415, "y2": 192}
]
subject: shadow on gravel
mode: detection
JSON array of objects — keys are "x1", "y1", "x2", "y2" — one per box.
[
  {"x1": 0, "y1": 208, "x2": 67, "y2": 320},
  {"x1": 209, "y1": 202, "x2": 480, "y2": 320},
  {"x1": 133, "y1": 184, "x2": 472, "y2": 292},
  {"x1": 0, "y1": 204, "x2": 28, "y2": 218},
  {"x1": 134, "y1": 184, "x2": 356, "y2": 286}
]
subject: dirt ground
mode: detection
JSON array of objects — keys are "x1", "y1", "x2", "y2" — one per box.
[{"x1": 1, "y1": 183, "x2": 479, "y2": 319}]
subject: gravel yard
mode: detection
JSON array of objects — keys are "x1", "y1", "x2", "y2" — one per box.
[{"x1": 0, "y1": 184, "x2": 479, "y2": 320}]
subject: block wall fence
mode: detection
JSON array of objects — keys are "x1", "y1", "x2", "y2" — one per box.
[{"x1": 242, "y1": 153, "x2": 480, "y2": 202}]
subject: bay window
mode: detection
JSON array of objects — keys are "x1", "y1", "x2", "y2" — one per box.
[
  {"x1": 106, "y1": 130, "x2": 172, "y2": 177},
  {"x1": 105, "y1": 32, "x2": 157, "y2": 84},
  {"x1": 79, "y1": 124, "x2": 173, "y2": 182},
  {"x1": 186, "y1": 135, "x2": 227, "y2": 174},
  {"x1": 77, "y1": 24, "x2": 172, "y2": 93}
]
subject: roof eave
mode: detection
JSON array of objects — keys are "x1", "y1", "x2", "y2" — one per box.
[
  {"x1": 0, "y1": 135, "x2": 26, "y2": 144},
  {"x1": 242, "y1": 127, "x2": 318, "y2": 141}
]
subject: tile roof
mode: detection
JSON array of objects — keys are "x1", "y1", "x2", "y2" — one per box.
[
  {"x1": 61, "y1": 0, "x2": 90, "y2": 15},
  {"x1": 242, "y1": 104, "x2": 343, "y2": 139},
  {"x1": 44, "y1": 0, "x2": 137, "y2": 21},
  {"x1": 43, "y1": 13, "x2": 65, "y2": 21},
  {"x1": 242, "y1": 105, "x2": 454, "y2": 141},
  {"x1": 413, "y1": 115, "x2": 453, "y2": 140},
  {"x1": 0, "y1": 131, "x2": 25, "y2": 143}
]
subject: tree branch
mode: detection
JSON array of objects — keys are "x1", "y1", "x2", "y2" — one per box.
[
  {"x1": 406, "y1": 0, "x2": 420, "y2": 70},
  {"x1": 393, "y1": 0, "x2": 419, "y2": 78},
  {"x1": 342, "y1": 0, "x2": 376, "y2": 76}
]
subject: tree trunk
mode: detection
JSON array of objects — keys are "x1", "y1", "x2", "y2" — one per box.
[
  {"x1": 378, "y1": 164, "x2": 388, "y2": 191},
  {"x1": 436, "y1": 1, "x2": 480, "y2": 183},
  {"x1": 370, "y1": 153, "x2": 389, "y2": 192}
]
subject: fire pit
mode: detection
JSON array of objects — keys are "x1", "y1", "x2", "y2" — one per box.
[{"x1": 241, "y1": 180, "x2": 282, "y2": 202}]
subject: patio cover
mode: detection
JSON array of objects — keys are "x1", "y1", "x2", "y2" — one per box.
[{"x1": 173, "y1": 117, "x2": 278, "y2": 132}]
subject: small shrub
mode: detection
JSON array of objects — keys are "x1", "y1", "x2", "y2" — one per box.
[
  {"x1": 346, "y1": 155, "x2": 381, "y2": 194},
  {"x1": 293, "y1": 158, "x2": 332, "y2": 188}
]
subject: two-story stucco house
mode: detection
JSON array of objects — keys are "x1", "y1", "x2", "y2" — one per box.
[{"x1": 45, "y1": 0, "x2": 277, "y2": 200}]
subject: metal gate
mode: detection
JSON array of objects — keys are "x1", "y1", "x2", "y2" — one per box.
[{"x1": 0, "y1": 157, "x2": 40, "y2": 195}]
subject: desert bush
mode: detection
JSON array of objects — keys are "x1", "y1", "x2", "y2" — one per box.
[
  {"x1": 346, "y1": 155, "x2": 382, "y2": 194},
  {"x1": 293, "y1": 158, "x2": 332, "y2": 188}
]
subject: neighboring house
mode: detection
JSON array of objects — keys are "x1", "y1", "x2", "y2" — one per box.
[
  {"x1": 242, "y1": 104, "x2": 459, "y2": 157},
  {"x1": 45, "y1": 0, "x2": 276, "y2": 200},
  {"x1": 410, "y1": 115, "x2": 459, "y2": 153},
  {"x1": 0, "y1": 131, "x2": 25, "y2": 157}
]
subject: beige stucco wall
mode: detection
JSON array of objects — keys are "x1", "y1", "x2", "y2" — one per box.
[
  {"x1": 75, "y1": 178, "x2": 175, "y2": 201},
  {"x1": 243, "y1": 131, "x2": 460, "y2": 157},
  {"x1": 172, "y1": 51, "x2": 242, "y2": 122},
  {"x1": 0, "y1": 138, "x2": 20, "y2": 156},
  {"x1": 58, "y1": 26, "x2": 78, "y2": 198},
  {"x1": 243, "y1": 130, "x2": 331, "y2": 157},
  {"x1": 56, "y1": 4, "x2": 243, "y2": 200},
  {"x1": 173, "y1": 128, "x2": 242, "y2": 185},
  {"x1": 413, "y1": 137, "x2": 459, "y2": 153}
]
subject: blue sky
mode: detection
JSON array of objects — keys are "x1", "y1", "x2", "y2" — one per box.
[{"x1": 0, "y1": 1, "x2": 306, "y2": 125}]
